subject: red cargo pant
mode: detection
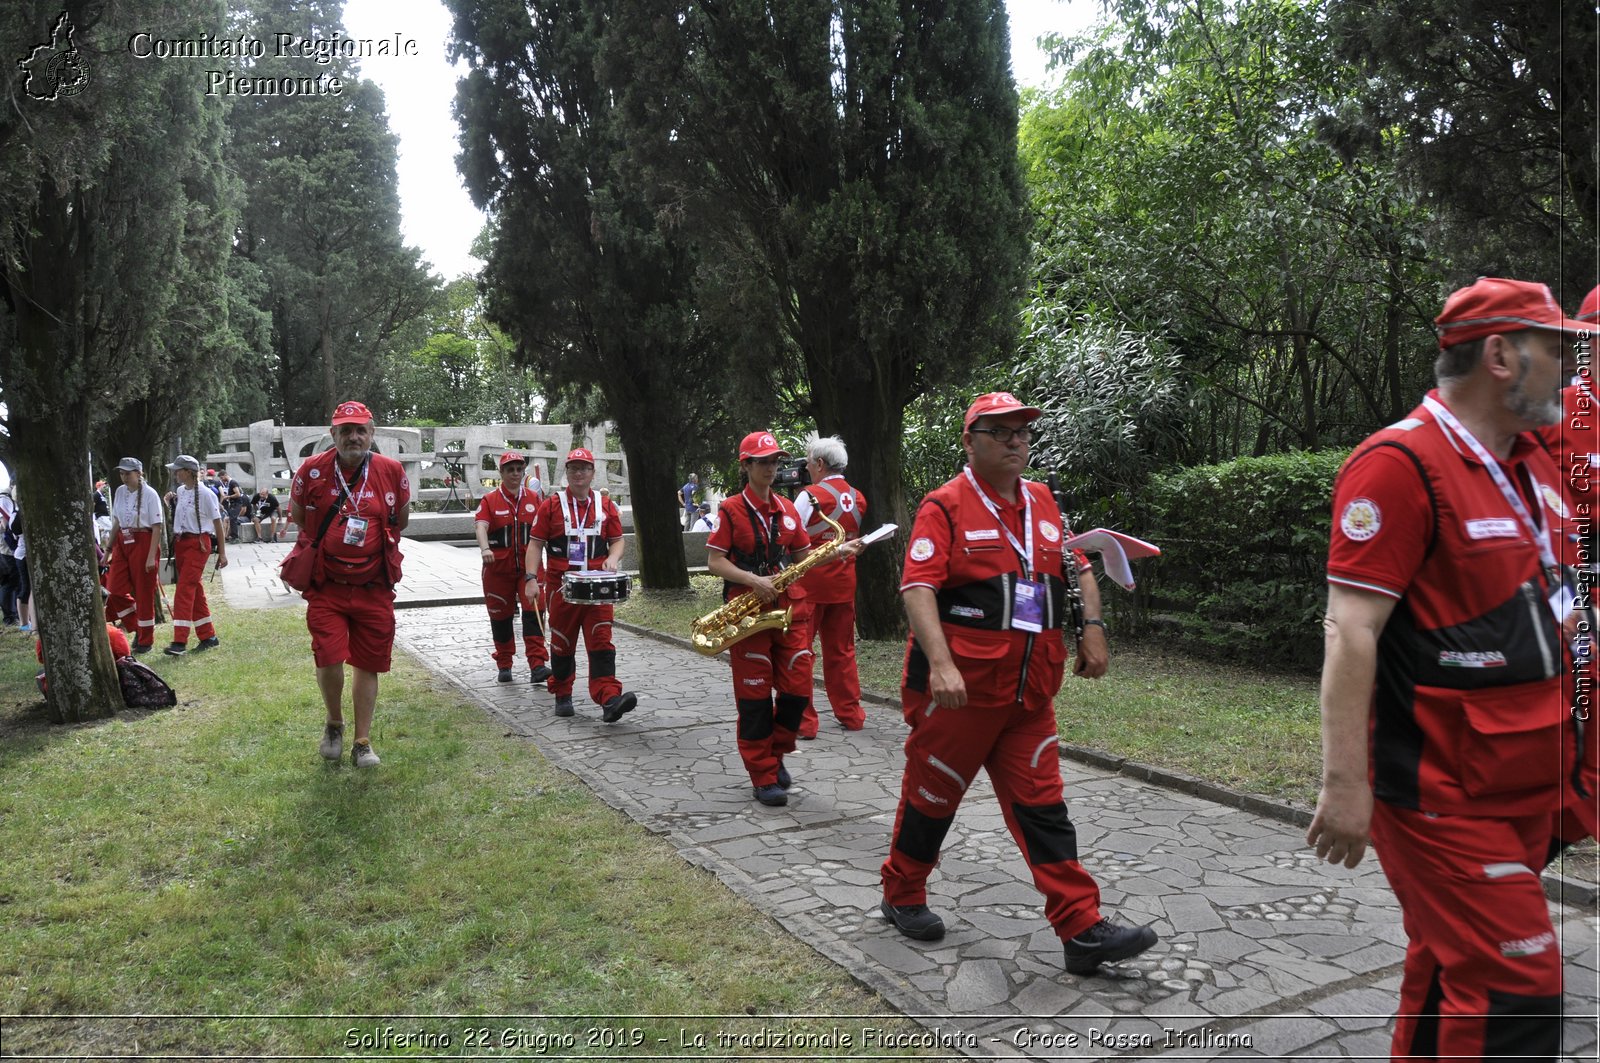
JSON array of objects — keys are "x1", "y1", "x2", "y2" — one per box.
[
  {"x1": 169, "y1": 533, "x2": 217, "y2": 646},
  {"x1": 730, "y1": 620, "x2": 813, "y2": 788},
  {"x1": 545, "y1": 581, "x2": 621, "y2": 705},
  {"x1": 481, "y1": 563, "x2": 547, "y2": 672},
  {"x1": 797, "y1": 595, "x2": 866, "y2": 735},
  {"x1": 105, "y1": 529, "x2": 159, "y2": 649},
  {"x1": 881, "y1": 687, "x2": 1102, "y2": 940},
  {"x1": 1372, "y1": 803, "x2": 1562, "y2": 1062}
]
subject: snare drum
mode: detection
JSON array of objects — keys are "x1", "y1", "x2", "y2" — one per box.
[{"x1": 561, "y1": 570, "x2": 631, "y2": 605}]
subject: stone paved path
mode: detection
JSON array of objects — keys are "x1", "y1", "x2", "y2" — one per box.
[{"x1": 221, "y1": 541, "x2": 1600, "y2": 1060}]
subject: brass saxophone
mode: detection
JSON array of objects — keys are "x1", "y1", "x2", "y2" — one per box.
[{"x1": 690, "y1": 509, "x2": 849, "y2": 656}]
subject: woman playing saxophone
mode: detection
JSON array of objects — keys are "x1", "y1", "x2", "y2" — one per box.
[{"x1": 704, "y1": 430, "x2": 863, "y2": 807}]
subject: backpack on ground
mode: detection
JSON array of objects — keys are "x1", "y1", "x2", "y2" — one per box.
[{"x1": 116, "y1": 656, "x2": 177, "y2": 708}]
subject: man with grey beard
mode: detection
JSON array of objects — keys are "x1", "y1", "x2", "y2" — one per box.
[{"x1": 1308, "y1": 277, "x2": 1589, "y2": 1061}]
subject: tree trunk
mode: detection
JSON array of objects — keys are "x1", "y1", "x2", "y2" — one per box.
[
  {"x1": 814, "y1": 356, "x2": 909, "y2": 642},
  {"x1": 614, "y1": 413, "x2": 689, "y2": 590},
  {"x1": 5, "y1": 178, "x2": 124, "y2": 723},
  {"x1": 12, "y1": 405, "x2": 123, "y2": 724}
]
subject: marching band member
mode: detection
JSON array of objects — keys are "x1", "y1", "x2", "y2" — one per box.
[
  {"x1": 526, "y1": 448, "x2": 637, "y2": 722},
  {"x1": 793, "y1": 432, "x2": 868, "y2": 736},
  {"x1": 475, "y1": 451, "x2": 552, "y2": 684},
  {"x1": 706, "y1": 430, "x2": 863, "y2": 806}
]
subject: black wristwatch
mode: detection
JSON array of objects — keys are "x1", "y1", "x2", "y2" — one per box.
[{"x1": 1082, "y1": 619, "x2": 1107, "y2": 634}]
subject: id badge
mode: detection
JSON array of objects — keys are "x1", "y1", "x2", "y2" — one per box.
[
  {"x1": 343, "y1": 516, "x2": 369, "y2": 546},
  {"x1": 1012, "y1": 578, "x2": 1044, "y2": 633},
  {"x1": 121, "y1": 529, "x2": 135, "y2": 545},
  {"x1": 566, "y1": 536, "x2": 587, "y2": 566}
]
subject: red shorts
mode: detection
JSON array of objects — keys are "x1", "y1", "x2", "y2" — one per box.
[{"x1": 305, "y1": 581, "x2": 397, "y2": 672}]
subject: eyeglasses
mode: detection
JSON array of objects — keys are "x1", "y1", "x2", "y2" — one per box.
[
  {"x1": 969, "y1": 426, "x2": 1036, "y2": 444},
  {"x1": 748, "y1": 456, "x2": 782, "y2": 467}
]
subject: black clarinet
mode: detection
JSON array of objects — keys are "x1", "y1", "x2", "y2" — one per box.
[{"x1": 1047, "y1": 473, "x2": 1086, "y2": 641}]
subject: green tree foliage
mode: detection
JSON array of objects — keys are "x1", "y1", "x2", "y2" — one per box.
[
  {"x1": 1026, "y1": 0, "x2": 1446, "y2": 467},
  {"x1": 387, "y1": 276, "x2": 544, "y2": 426},
  {"x1": 1322, "y1": 0, "x2": 1598, "y2": 301},
  {"x1": 0, "y1": 0, "x2": 235, "y2": 721},
  {"x1": 605, "y1": 0, "x2": 1029, "y2": 635},
  {"x1": 225, "y1": 0, "x2": 438, "y2": 426},
  {"x1": 449, "y1": 0, "x2": 767, "y2": 590}
]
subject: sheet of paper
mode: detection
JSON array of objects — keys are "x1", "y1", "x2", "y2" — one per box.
[
  {"x1": 858, "y1": 523, "x2": 898, "y2": 547},
  {"x1": 1060, "y1": 527, "x2": 1161, "y2": 590}
]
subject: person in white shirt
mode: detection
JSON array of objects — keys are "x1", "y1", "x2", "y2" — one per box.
[
  {"x1": 689, "y1": 502, "x2": 716, "y2": 532},
  {"x1": 105, "y1": 457, "x2": 165, "y2": 653},
  {"x1": 162, "y1": 455, "x2": 228, "y2": 655}
]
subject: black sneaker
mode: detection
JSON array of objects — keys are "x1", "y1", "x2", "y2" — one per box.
[
  {"x1": 133, "y1": 643, "x2": 154, "y2": 655},
  {"x1": 601, "y1": 691, "x2": 636, "y2": 723},
  {"x1": 193, "y1": 637, "x2": 220, "y2": 653},
  {"x1": 880, "y1": 900, "x2": 945, "y2": 941},
  {"x1": 776, "y1": 761, "x2": 792, "y2": 790},
  {"x1": 752, "y1": 783, "x2": 788, "y2": 807},
  {"x1": 162, "y1": 642, "x2": 187, "y2": 657},
  {"x1": 553, "y1": 695, "x2": 575, "y2": 717},
  {"x1": 496, "y1": 667, "x2": 514, "y2": 683},
  {"x1": 1063, "y1": 918, "x2": 1158, "y2": 974},
  {"x1": 530, "y1": 664, "x2": 553, "y2": 683}
]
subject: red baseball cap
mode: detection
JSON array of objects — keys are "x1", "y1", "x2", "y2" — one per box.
[
  {"x1": 1434, "y1": 277, "x2": 1592, "y2": 349},
  {"x1": 964, "y1": 391, "x2": 1042, "y2": 429},
  {"x1": 1579, "y1": 285, "x2": 1599, "y2": 323},
  {"x1": 738, "y1": 431, "x2": 788, "y2": 460},
  {"x1": 498, "y1": 450, "x2": 526, "y2": 468},
  {"x1": 565, "y1": 447, "x2": 596, "y2": 466},
  {"x1": 330, "y1": 400, "x2": 374, "y2": 425}
]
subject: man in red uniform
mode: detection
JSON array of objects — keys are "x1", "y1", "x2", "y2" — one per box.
[
  {"x1": 289, "y1": 400, "x2": 411, "y2": 769},
  {"x1": 1308, "y1": 277, "x2": 1590, "y2": 1061},
  {"x1": 793, "y1": 432, "x2": 868, "y2": 737},
  {"x1": 475, "y1": 451, "x2": 552, "y2": 685},
  {"x1": 877, "y1": 392, "x2": 1156, "y2": 975},
  {"x1": 105, "y1": 457, "x2": 164, "y2": 654},
  {"x1": 526, "y1": 448, "x2": 637, "y2": 723},
  {"x1": 161, "y1": 454, "x2": 227, "y2": 656},
  {"x1": 707, "y1": 431, "x2": 861, "y2": 806}
]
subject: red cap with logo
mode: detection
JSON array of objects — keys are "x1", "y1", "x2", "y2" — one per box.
[
  {"x1": 498, "y1": 450, "x2": 526, "y2": 468},
  {"x1": 738, "y1": 431, "x2": 788, "y2": 460},
  {"x1": 1579, "y1": 285, "x2": 1599, "y2": 324},
  {"x1": 565, "y1": 447, "x2": 596, "y2": 466},
  {"x1": 330, "y1": 400, "x2": 374, "y2": 426},
  {"x1": 964, "y1": 391, "x2": 1043, "y2": 429},
  {"x1": 1434, "y1": 278, "x2": 1592, "y2": 349}
]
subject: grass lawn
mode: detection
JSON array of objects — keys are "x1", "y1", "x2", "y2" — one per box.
[
  {"x1": 618, "y1": 575, "x2": 1323, "y2": 805},
  {"x1": 0, "y1": 598, "x2": 936, "y2": 1058}
]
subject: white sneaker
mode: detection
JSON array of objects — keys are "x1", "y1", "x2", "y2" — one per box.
[{"x1": 351, "y1": 741, "x2": 380, "y2": 768}]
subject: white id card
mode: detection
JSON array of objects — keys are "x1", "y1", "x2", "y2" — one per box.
[{"x1": 343, "y1": 516, "x2": 369, "y2": 545}]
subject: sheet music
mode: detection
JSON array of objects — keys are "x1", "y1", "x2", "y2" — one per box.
[
  {"x1": 859, "y1": 523, "x2": 898, "y2": 546},
  {"x1": 1060, "y1": 528, "x2": 1161, "y2": 590}
]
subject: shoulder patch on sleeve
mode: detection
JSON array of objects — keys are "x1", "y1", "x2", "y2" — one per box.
[
  {"x1": 909, "y1": 537, "x2": 936, "y2": 562},
  {"x1": 1339, "y1": 498, "x2": 1382, "y2": 541}
]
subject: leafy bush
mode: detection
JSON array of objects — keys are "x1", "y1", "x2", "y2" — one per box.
[{"x1": 1140, "y1": 449, "x2": 1350, "y2": 671}]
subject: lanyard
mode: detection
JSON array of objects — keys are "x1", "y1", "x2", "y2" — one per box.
[
  {"x1": 962, "y1": 465, "x2": 1035, "y2": 579},
  {"x1": 336, "y1": 456, "x2": 371, "y2": 517},
  {"x1": 740, "y1": 488, "x2": 781, "y2": 564},
  {"x1": 1422, "y1": 395, "x2": 1559, "y2": 578},
  {"x1": 561, "y1": 489, "x2": 595, "y2": 564}
]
